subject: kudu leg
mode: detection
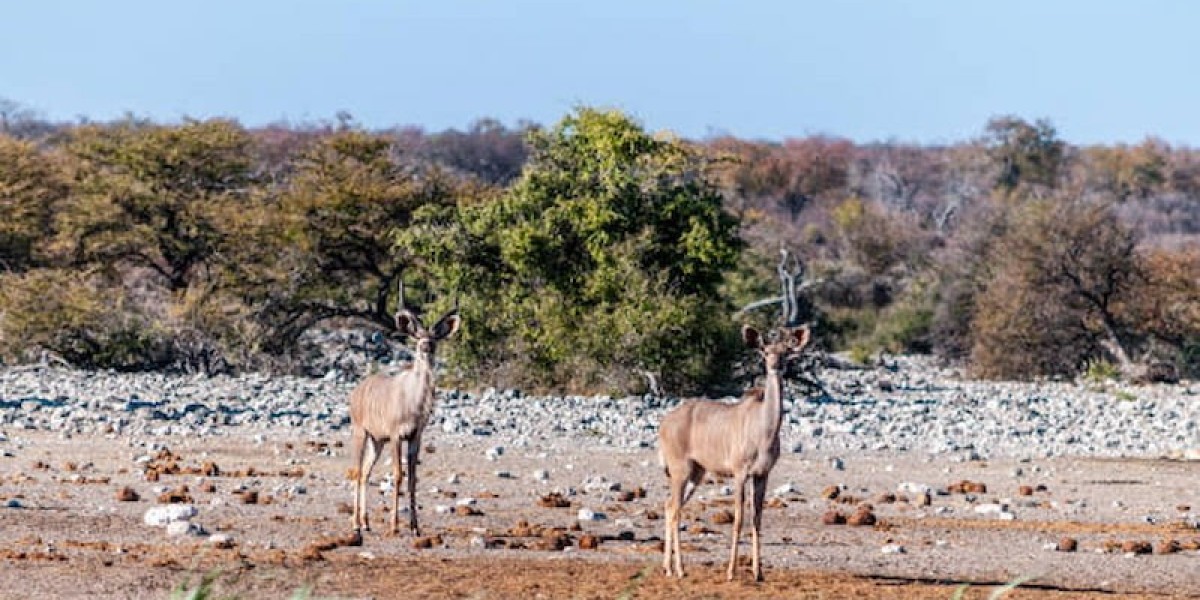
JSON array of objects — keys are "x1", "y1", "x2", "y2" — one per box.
[
  {"x1": 350, "y1": 429, "x2": 366, "y2": 531},
  {"x1": 390, "y1": 440, "x2": 404, "y2": 535},
  {"x1": 727, "y1": 475, "x2": 747, "y2": 581},
  {"x1": 751, "y1": 475, "x2": 768, "y2": 581},
  {"x1": 357, "y1": 437, "x2": 383, "y2": 532},
  {"x1": 406, "y1": 440, "x2": 421, "y2": 536},
  {"x1": 663, "y1": 469, "x2": 690, "y2": 577}
]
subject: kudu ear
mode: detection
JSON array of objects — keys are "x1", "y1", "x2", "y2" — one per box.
[
  {"x1": 394, "y1": 310, "x2": 423, "y2": 337},
  {"x1": 787, "y1": 325, "x2": 811, "y2": 351},
  {"x1": 742, "y1": 325, "x2": 763, "y2": 349},
  {"x1": 431, "y1": 311, "x2": 461, "y2": 340}
]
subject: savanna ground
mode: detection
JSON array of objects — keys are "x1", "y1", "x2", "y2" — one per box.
[{"x1": 1, "y1": 429, "x2": 1198, "y2": 599}]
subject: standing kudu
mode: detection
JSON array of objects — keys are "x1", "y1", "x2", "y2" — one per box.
[
  {"x1": 349, "y1": 282, "x2": 460, "y2": 536},
  {"x1": 658, "y1": 324, "x2": 810, "y2": 581}
]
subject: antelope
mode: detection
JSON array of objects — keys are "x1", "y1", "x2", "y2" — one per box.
[
  {"x1": 658, "y1": 324, "x2": 810, "y2": 581},
  {"x1": 349, "y1": 282, "x2": 460, "y2": 536}
]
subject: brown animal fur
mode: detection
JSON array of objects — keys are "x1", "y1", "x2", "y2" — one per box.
[
  {"x1": 658, "y1": 324, "x2": 810, "y2": 581},
  {"x1": 349, "y1": 307, "x2": 460, "y2": 536}
]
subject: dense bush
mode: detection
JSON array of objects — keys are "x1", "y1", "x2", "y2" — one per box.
[
  {"x1": 969, "y1": 197, "x2": 1142, "y2": 379},
  {"x1": 402, "y1": 108, "x2": 742, "y2": 394},
  {"x1": 1, "y1": 105, "x2": 1199, "y2": 387},
  {"x1": 0, "y1": 270, "x2": 171, "y2": 370}
]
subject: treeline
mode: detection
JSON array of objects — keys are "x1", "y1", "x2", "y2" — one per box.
[{"x1": 0, "y1": 103, "x2": 1198, "y2": 393}]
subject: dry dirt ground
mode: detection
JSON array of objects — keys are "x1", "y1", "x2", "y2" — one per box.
[{"x1": 1, "y1": 429, "x2": 1199, "y2": 599}]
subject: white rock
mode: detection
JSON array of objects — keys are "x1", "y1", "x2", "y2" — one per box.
[
  {"x1": 166, "y1": 520, "x2": 201, "y2": 537},
  {"x1": 974, "y1": 503, "x2": 1007, "y2": 515},
  {"x1": 456, "y1": 498, "x2": 477, "y2": 507},
  {"x1": 446, "y1": 473, "x2": 460, "y2": 484},
  {"x1": 577, "y1": 508, "x2": 606, "y2": 521},
  {"x1": 434, "y1": 505, "x2": 452, "y2": 515},
  {"x1": 881, "y1": 543, "x2": 906, "y2": 555},
  {"x1": 773, "y1": 483, "x2": 798, "y2": 496},
  {"x1": 143, "y1": 505, "x2": 197, "y2": 527},
  {"x1": 532, "y1": 469, "x2": 550, "y2": 481},
  {"x1": 897, "y1": 482, "x2": 932, "y2": 495},
  {"x1": 208, "y1": 534, "x2": 234, "y2": 546}
]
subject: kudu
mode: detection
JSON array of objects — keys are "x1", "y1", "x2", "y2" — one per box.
[
  {"x1": 658, "y1": 324, "x2": 810, "y2": 581},
  {"x1": 349, "y1": 282, "x2": 460, "y2": 536}
]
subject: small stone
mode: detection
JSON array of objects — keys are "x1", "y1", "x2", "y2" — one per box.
[
  {"x1": 166, "y1": 521, "x2": 201, "y2": 537},
  {"x1": 1121, "y1": 540, "x2": 1152, "y2": 555},
  {"x1": 881, "y1": 543, "x2": 905, "y2": 555},
  {"x1": 829, "y1": 457, "x2": 845, "y2": 471},
  {"x1": 538, "y1": 493, "x2": 571, "y2": 508},
  {"x1": 974, "y1": 503, "x2": 1006, "y2": 515},
  {"x1": 710, "y1": 509, "x2": 734, "y2": 525},
  {"x1": 1154, "y1": 539, "x2": 1180, "y2": 555},
  {"x1": 773, "y1": 483, "x2": 798, "y2": 496},
  {"x1": 821, "y1": 485, "x2": 841, "y2": 500},
  {"x1": 116, "y1": 487, "x2": 140, "y2": 502},
  {"x1": 208, "y1": 534, "x2": 235, "y2": 549},
  {"x1": 577, "y1": 508, "x2": 606, "y2": 521},
  {"x1": 1018, "y1": 485, "x2": 1034, "y2": 496},
  {"x1": 822, "y1": 510, "x2": 846, "y2": 525},
  {"x1": 578, "y1": 534, "x2": 600, "y2": 550},
  {"x1": 143, "y1": 504, "x2": 197, "y2": 527},
  {"x1": 847, "y1": 508, "x2": 876, "y2": 527},
  {"x1": 532, "y1": 469, "x2": 549, "y2": 481},
  {"x1": 4, "y1": 499, "x2": 23, "y2": 509}
]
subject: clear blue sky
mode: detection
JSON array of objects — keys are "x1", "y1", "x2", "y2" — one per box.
[{"x1": 3, "y1": 1, "x2": 1197, "y2": 145}]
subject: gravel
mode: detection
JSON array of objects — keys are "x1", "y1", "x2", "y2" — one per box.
[{"x1": 1, "y1": 356, "x2": 1199, "y2": 460}]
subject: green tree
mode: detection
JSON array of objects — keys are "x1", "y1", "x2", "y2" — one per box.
[
  {"x1": 1083, "y1": 138, "x2": 1168, "y2": 202},
  {"x1": 403, "y1": 108, "x2": 743, "y2": 394},
  {"x1": 0, "y1": 135, "x2": 66, "y2": 271},
  {"x1": 54, "y1": 119, "x2": 255, "y2": 290},
  {"x1": 236, "y1": 129, "x2": 469, "y2": 349},
  {"x1": 985, "y1": 116, "x2": 1065, "y2": 192}
]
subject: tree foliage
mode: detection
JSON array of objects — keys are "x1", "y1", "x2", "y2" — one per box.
[
  {"x1": 0, "y1": 135, "x2": 66, "y2": 271},
  {"x1": 402, "y1": 108, "x2": 742, "y2": 393},
  {"x1": 54, "y1": 119, "x2": 255, "y2": 290},
  {"x1": 969, "y1": 197, "x2": 1143, "y2": 378},
  {"x1": 1, "y1": 107, "x2": 1199, "y2": 385}
]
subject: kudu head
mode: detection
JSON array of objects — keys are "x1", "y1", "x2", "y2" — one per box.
[
  {"x1": 393, "y1": 280, "x2": 461, "y2": 357},
  {"x1": 742, "y1": 324, "x2": 810, "y2": 373}
]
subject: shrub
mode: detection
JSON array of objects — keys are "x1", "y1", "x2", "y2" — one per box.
[
  {"x1": 402, "y1": 108, "x2": 743, "y2": 395},
  {"x1": 969, "y1": 196, "x2": 1140, "y2": 379},
  {"x1": 0, "y1": 269, "x2": 171, "y2": 369}
]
